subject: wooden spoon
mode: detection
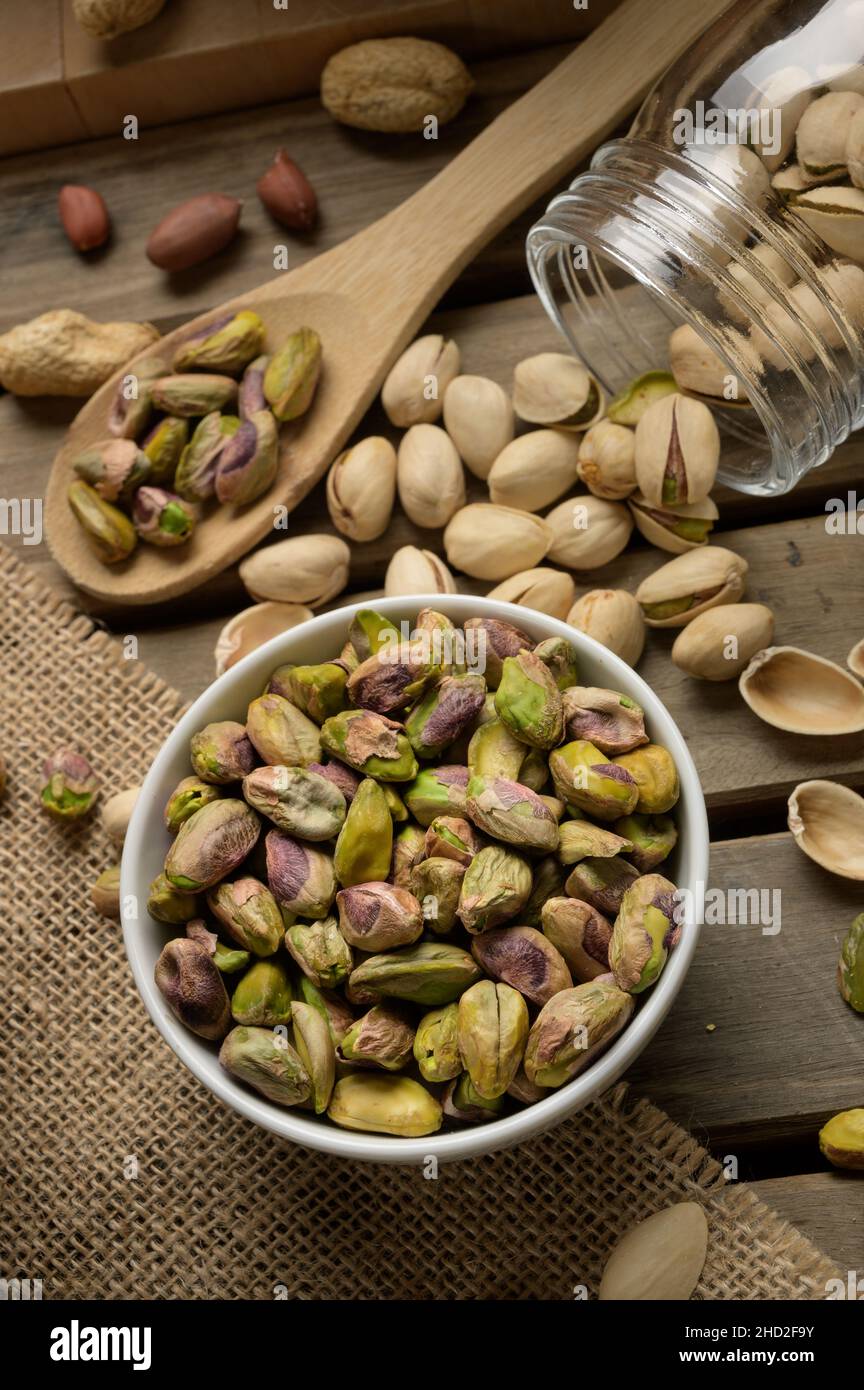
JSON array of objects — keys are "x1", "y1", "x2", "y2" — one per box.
[{"x1": 45, "y1": 0, "x2": 729, "y2": 606}]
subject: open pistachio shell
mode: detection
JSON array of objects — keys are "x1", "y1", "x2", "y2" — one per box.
[
  {"x1": 214, "y1": 602, "x2": 314, "y2": 675},
  {"x1": 636, "y1": 547, "x2": 748, "y2": 628},
  {"x1": 787, "y1": 780, "x2": 864, "y2": 880},
  {"x1": 792, "y1": 185, "x2": 864, "y2": 261},
  {"x1": 627, "y1": 493, "x2": 718, "y2": 556},
  {"x1": 739, "y1": 647, "x2": 864, "y2": 735}
]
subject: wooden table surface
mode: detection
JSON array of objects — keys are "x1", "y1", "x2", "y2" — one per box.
[{"x1": 3, "y1": 38, "x2": 863, "y2": 1276}]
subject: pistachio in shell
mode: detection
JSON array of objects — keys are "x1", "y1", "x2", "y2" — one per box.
[
  {"x1": 512, "y1": 353, "x2": 603, "y2": 429},
  {"x1": 627, "y1": 492, "x2": 718, "y2": 556},
  {"x1": 635, "y1": 547, "x2": 748, "y2": 628},
  {"x1": 634, "y1": 392, "x2": 719, "y2": 506},
  {"x1": 672, "y1": 603, "x2": 774, "y2": 680},
  {"x1": 606, "y1": 371, "x2": 677, "y2": 426}
]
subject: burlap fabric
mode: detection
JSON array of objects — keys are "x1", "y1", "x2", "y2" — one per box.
[{"x1": 0, "y1": 547, "x2": 841, "y2": 1300}]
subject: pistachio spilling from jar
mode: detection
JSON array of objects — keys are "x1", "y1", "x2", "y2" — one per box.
[{"x1": 151, "y1": 608, "x2": 682, "y2": 1137}]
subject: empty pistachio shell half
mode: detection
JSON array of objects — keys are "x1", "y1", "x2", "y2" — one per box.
[
  {"x1": 636, "y1": 546, "x2": 748, "y2": 628},
  {"x1": 787, "y1": 780, "x2": 864, "y2": 880},
  {"x1": 849, "y1": 637, "x2": 864, "y2": 679},
  {"x1": 512, "y1": 353, "x2": 603, "y2": 430},
  {"x1": 628, "y1": 493, "x2": 718, "y2": 556},
  {"x1": 671, "y1": 603, "x2": 774, "y2": 680},
  {"x1": 567, "y1": 589, "x2": 645, "y2": 667},
  {"x1": 214, "y1": 602, "x2": 314, "y2": 676},
  {"x1": 598, "y1": 1202, "x2": 709, "y2": 1300},
  {"x1": 739, "y1": 646, "x2": 864, "y2": 734}
]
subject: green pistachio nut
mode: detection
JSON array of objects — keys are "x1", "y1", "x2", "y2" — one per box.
[
  {"x1": 213, "y1": 941, "x2": 251, "y2": 974},
  {"x1": 264, "y1": 326, "x2": 322, "y2": 421},
  {"x1": 463, "y1": 616, "x2": 533, "y2": 690},
  {"x1": 265, "y1": 830, "x2": 336, "y2": 919},
  {"x1": 413, "y1": 1003, "x2": 461, "y2": 1083},
  {"x1": 467, "y1": 717, "x2": 526, "y2": 781},
  {"x1": 336, "y1": 882, "x2": 423, "y2": 951},
  {"x1": 402, "y1": 764, "x2": 468, "y2": 825},
  {"x1": 91, "y1": 865, "x2": 121, "y2": 918},
  {"x1": 243, "y1": 764, "x2": 346, "y2": 840},
  {"x1": 147, "y1": 871, "x2": 200, "y2": 924},
  {"x1": 532, "y1": 636, "x2": 580, "y2": 691},
  {"x1": 107, "y1": 355, "x2": 165, "y2": 438},
  {"x1": 549, "y1": 740, "x2": 640, "y2": 821},
  {"x1": 219, "y1": 1025, "x2": 312, "y2": 1108},
  {"x1": 297, "y1": 977, "x2": 355, "y2": 1046},
  {"x1": 405, "y1": 673, "x2": 488, "y2": 759},
  {"x1": 275, "y1": 662, "x2": 348, "y2": 723},
  {"x1": 164, "y1": 776, "x2": 222, "y2": 831},
  {"x1": 133, "y1": 486, "x2": 197, "y2": 547},
  {"x1": 165, "y1": 798, "x2": 260, "y2": 891},
  {"x1": 231, "y1": 958, "x2": 294, "y2": 1026},
  {"x1": 442, "y1": 1072, "x2": 505, "y2": 1124},
  {"x1": 333, "y1": 778, "x2": 392, "y2": 885},
  {"x1": 291, "y1": 1000, "x2": 336, "y2": 1112},
  {"x1": 522, "y1": 854, "x2": 566, "y2": 928},
  {"x1": 838, "y1": 913, "x2": 864, "y2": 1013},
  {"x1": 155, "y1": 937, "x2": 231, "y2": 1040},
  {"x1": 524, "y1": 978, "x2": 634, "y2": 1087},
  {"x1": 40, "y1": 748, "x2": 98, "y2": 820},
  {"x1": 173, "y1": 310, "x2": 266, "y2": 374},
  {"x1": 390, "y1": 821, "x2": 427, "y2": 889},
  {"x1": 140, "y1": 415, "x2": 189, "y2": 485},
  {"x1": 566, "y1": 856, "x2": 641, "y2": 919},
  {"x1": 340, "y1": 1002, "x2": 416, "y2": 1071},
  {"x1": 68, "y1": 480, "x2": 137, "y2": 564},
  {"x1": 246, "y1": 693, "x2": 321, "y2": 767},
  {"x1": 466, "y1": 774, "x2": 559, "y2": 854},
  {"x1": 320, "y1": 709, "x2": 418, "y2": 782},
  {"x1": 190, "y1": 720, "x2": 256, "y2": 784},
  {"x1": 239, "y1": 353, "x2": 270, "y2": 419},
  {"x1": 424, "y1": 815, "x2": 481, "y2": 866},
  {"x1": 348, "y1": 941, "x2": 481, "y2": 1006},
  {"x1": 471, "y1": 926, "x2": 572, "y2": 1006},
  {"x1": 348, "y1": 609, "x2": 401, "y2": 662},
  {"x1": 151, "y1": 373, "x2": 238, "y2": 418},
  {"x1": 540, "y1": 896, "x2": 613, "y2": 982},
  {"x1": 613, "y1": 813, "x2": 678, "y2": 873},
  {"x1": 174, "y1": 411, "x2": 241, "y2": 501},
  {"x1": 346, "y1": 641, "x2": 435, "y2": 715},
  {"x1": 557, "y1": 819, "x2": 634, "y2": 865},
  {"x1": 284, "y1": 915, "x2": 353, "y2": 989},
  {"x1": 819, "y1": 1109, "x2": 864, "y2": 1170},
  {"x1": 307, "y1": 754, "x2": 363, "y2": 802},
  {"x1": 382, "y1": 783, "x2": 408, "y2": 821},
  {"x1": 609, "y1": 872, "x2": 680, "y2": 993},
  {"x1": 208, "y1": 876, "x2": 283, "y2": 955},
  {"x1": 562, "y1": 686, "x2": 648, "y2": 756},
  {"x1": 415, "y1": 608, "x2": 463, "y2": 677},
  {"x1": 518, "y1": 746, "x2": 550, "y2": 793},
  {"x1": 612, "y1": 744, "x2": 680, "y2": 814},
  {"x1": 327, "y1": 1073, "x2": 442, "y2": 1137},
  {"x1": 215, "y1": 408, "x2": 279, "y2": 506},
  {"x1": 457, "y1": 980, "x2": 529, "y2": 1100},
  {"x1": 494, "y1": 650, "x2": 564, "y2": 749},
  {"x1": 458, "y1": 844, "x2": 532, "y2": 934},
  {"x1": 606, "y1": 370, "x2": 677, "y2": 426},
  {"x1": 507, "y1": 1067, "x2": 547, "y2": 1106},
  {"x1": 73, "y1": 437, "x2": 150, "y2": 503},
  {"x1": 186, "y1": 918, "x2": 218, "y2": 953},
  {"x1": 409, "y1": 856, "x2": 466, "y2": 935}
]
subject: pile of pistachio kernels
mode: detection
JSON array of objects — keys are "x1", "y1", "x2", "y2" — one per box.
[
  {"x1": 151, "y1": 606, "x2": 683, "y2": 1138},
  {"x1": 67, "y1": 313, "x2": 321, "y2": 563}
]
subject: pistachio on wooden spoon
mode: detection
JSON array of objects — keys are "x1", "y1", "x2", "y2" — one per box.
[
  {"x1": 787, "y1": 780, "x2": 864, "y2": 880},
  {"x1": 739, "y1": 646, "x2": 864, "y2": 734}
]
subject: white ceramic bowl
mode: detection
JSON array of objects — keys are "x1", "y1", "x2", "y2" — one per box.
[{"x1": 122, "y1": 594, "x2": 708, "y2": 1164}]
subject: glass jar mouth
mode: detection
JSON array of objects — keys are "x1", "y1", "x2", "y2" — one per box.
[{"x1": 527, "y1": 138, "x2": 864, "y2": 496}]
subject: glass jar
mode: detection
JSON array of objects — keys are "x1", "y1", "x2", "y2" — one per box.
[{"x1": 527, "y1": 0, "x2": 864, "y2": 495}]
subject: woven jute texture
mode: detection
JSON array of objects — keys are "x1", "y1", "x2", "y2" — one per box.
[{"x1": 0, "y1": 546, "x2": 841, "y2": 1301}]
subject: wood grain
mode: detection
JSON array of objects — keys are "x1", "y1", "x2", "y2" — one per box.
[
  {"x1": 629, "y1": 832, "x2": 864, "y2": 1150},
  {"x1": 751, "y1": 1175, "x2": 863, "y2": 1273}
]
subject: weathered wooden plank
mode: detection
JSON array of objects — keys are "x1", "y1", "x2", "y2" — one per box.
[
  {"x1": 0, "y1": 45, "x2": 573, "y2": 333},
  {"x1": 628, "y1": 832, "x2": 864, "y2": 1151},
  {"x1": 750, "y1": 1174, "x2": 863, "y2": 1274}
]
